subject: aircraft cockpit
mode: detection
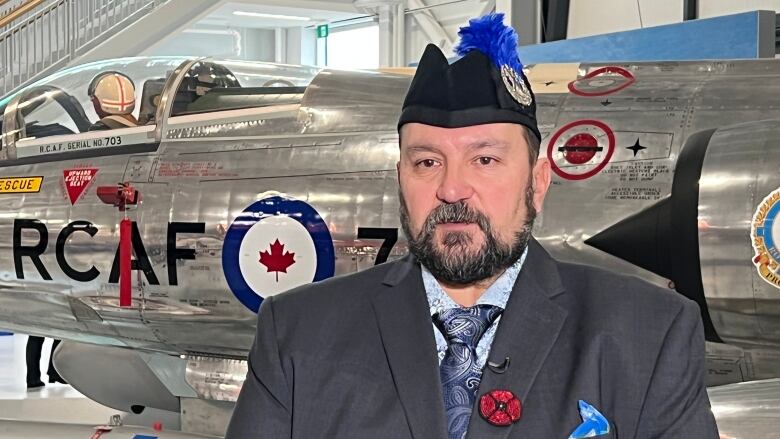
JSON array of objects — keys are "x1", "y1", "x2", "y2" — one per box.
[
  {"x1": 0, "y1": 57, "x2": 321, "y2": 162},
  {"x1": 170, "y1": 61, "x2": 308, "y2": 117}
]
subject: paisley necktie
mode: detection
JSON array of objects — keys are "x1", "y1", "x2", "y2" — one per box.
[{"x1": 433, "y1": 304, "x2": 503, "y2": 439}]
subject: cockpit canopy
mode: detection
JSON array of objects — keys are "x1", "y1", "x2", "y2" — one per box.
[
  {"x1": 0, "y1": 57, "x2": 321, "y2": 155},
  {"x1": 0, "y1": 56, "x2": 409, "y2": 163}
]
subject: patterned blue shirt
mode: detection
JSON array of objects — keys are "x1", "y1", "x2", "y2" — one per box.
[{"x1": 422, "y1": 247, "x2": 528, "y2": 369}]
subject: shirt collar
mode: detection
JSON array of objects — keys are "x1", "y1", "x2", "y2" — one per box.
[{"x1": 422, "y1": 246, "x2": 528, "y2": 317}]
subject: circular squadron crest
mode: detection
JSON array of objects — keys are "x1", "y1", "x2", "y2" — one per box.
[{"x1": 751, "y1": 188, "x2": 780, "y2": 289}]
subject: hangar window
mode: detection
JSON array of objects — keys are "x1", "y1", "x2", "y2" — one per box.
[{"x1": 326, "y1": 24, "x2": 380, "y2": 70}]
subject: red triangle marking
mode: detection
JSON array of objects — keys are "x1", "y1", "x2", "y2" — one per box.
[{"x1": 63, "y1": 168, "x2": 98, "y2": 205}]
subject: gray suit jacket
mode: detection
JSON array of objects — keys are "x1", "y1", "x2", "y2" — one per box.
[{"x1": 226, "y1": 240, "x2": 718, "y2": 438}]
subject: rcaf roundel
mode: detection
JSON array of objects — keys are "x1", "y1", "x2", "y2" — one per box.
[{"x1": 222, "y1": 194, "x2": 335, "y2": 312}]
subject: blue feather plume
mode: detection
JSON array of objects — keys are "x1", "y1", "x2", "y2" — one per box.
[{"x1": 454, "y1": 13, "x2": 523, "y2": 74}]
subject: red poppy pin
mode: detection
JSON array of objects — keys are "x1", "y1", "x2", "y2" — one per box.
[{"x1": 479, "y1": 389, "x2": 522, "y2": 426}]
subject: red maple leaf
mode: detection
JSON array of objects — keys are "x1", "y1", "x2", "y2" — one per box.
[{"x1": 259, "y1": 239, "x2": 296, "y2": 282}]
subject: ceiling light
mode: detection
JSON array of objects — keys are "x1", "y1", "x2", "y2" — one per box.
[{"x1": 232, "y1": 11, "x2": 311, "y2": 21}]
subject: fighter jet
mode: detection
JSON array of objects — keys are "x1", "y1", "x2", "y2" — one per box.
[{"x1": 0, "y1": 56, "x2": 777, "y2": 437}]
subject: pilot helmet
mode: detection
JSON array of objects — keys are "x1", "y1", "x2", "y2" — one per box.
[
  {"x1": 188, "y1": 63, "x2": 218, "y2": 96},
  {"x1": 89, "y1": 72, "x2": 136, "y2": 115},
  {"x1": 196, "y1": 70, "x2": 216, "y2": 96}
]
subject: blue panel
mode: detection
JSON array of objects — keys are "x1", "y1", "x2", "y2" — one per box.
[
  {"x1": 0, "y1": 332, "x2": 11, "y2": 336},
  {"x1": 518, "y1": 11, "x2": 766, "y2": 63}
]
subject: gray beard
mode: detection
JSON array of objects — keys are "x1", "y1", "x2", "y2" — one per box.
[{"x1": 399, "y1": 182, "x2": 536, "y2": 286}]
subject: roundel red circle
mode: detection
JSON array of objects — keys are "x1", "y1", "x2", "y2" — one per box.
[
  {"x1": 547, "y1": 120, "x2": 616, "y2": 181},
  {"x1": 568, "y1": 66, "x2": 636, "y2": 97},
  {"x1": 561, "y1": 133, "x2": 599, "y2": 165}
]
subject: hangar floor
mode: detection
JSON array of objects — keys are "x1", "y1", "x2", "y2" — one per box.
[
  {"x1": 0, "y1": 333, "x2": 126, "y2": 424},
  {"x1": 0, "y1": 333, "x2": 180, "y2": 429}
]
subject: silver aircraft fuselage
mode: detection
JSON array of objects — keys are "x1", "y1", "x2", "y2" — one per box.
[{"x1": 0, "y1": 57, "x2": 779, "y2": 437}]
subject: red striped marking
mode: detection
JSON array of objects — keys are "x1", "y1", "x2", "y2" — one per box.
[{"x1": 100, "y1": 75, "x2": 134, "y2": 111}]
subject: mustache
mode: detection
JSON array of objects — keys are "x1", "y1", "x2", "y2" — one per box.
[{"x1": 421, "y1": 202, "x2": 491, "y2": 236}]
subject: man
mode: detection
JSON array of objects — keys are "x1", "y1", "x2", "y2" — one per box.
[
  {"x1": 87, "y1": 72, "x2": 139, "y2": 131},
  {"x1": 226, "y1": 14, "x2": 718, "y2": 439}
]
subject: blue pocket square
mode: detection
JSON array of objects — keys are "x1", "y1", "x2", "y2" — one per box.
[{"x1": 568, "y1": 400, "x2": 610, "y2": 439}]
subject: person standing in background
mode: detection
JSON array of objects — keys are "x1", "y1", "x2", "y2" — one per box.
[{"x1": 26, "y1": 336, "x2": 66, "y2": 389}]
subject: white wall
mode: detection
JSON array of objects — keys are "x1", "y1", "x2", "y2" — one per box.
[
  {"x1": 150, "y1": 28, "x2": 243, "y2": 58},
  {"x1": 148, "y1": 27, "x2": 276, "y2": 61},
  {"x1": 699, "y1": 0, "x2": 780, "y2": 17},
  {"x1": 568, "y1": 0, "x2": 682, "y2": 38},
  {"x1": 281, "y1": 27, "x2": 323, "y2": 66},
  {"x1": 285, "y1": 27, "x2": 317, "y2": 65},
  {"x1": 245, "y1": 29, "x2": 276, "y2": 61},
  {"x1": 404, "y1": 0, "x2": 484, "y2": 65},
  {"x1": 567, "y1": 0, "x2": 780, "y2": 39}
]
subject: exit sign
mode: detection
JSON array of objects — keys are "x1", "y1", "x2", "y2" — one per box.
[{"x1": 317, "y1": 24, "x2": 329, "y2": 38}]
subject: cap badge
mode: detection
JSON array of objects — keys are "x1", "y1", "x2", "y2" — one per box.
[{"x1": 501, "y1": 65, "x2": 532, "y2": 106}]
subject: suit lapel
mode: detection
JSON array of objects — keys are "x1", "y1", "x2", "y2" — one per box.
[
  {"x1": 371, "y1": 255, "x2": 448, "y2": 439},
  {"x1": 466, "y1": 240, "x2": 569, "y2": 439}
]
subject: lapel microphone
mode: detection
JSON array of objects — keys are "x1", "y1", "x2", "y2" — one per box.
[{"x1": 487, "y1": 356, "x2": 510, "y2": 374}]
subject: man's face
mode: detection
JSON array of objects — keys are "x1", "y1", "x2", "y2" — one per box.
[{"x1": 398, "y1": 122, "x2": 551, "y2": 285}]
